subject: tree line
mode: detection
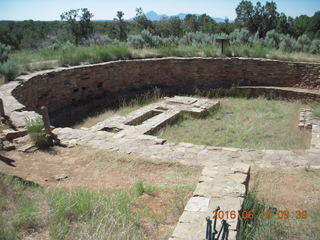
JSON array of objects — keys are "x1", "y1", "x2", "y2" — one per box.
[{"x1": 0, "y1": 1, "x2": 319, "y2": 50}]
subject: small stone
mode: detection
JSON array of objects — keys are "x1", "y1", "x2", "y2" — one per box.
[
  {"x1": 54, "y1": 174, "x2": 68, "y2": 181},
  {"x1": 3, "y1": 129, "x2": 27, "y2": 141},
  {"x1": 3, "y1": 141, "x2": 15, "y2": 151},
  {"x1": 17, "y1": 144, "x2": 38, "y2": 153}
]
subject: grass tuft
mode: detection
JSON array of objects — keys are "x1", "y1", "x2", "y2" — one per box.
[
  {"x1": 313, "y1": 105, "x2": 320, "y2": 118},
  {"x1": 135, "y1": 181, "x2": 156, "y2": 196},
  {"x1": 26, "y1": 117, "x2": 51, "y2": 148}
]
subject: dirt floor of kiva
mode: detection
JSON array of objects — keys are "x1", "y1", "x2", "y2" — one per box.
[{"x1": 0, "y1": 146, "x2": 201, "y2": 189}]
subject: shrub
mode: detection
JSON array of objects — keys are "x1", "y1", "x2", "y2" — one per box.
[
  {"x1": 26, "y1": 117, "x2": 51, "y2": 148},
  {"x1": 129, "y1": 31, "x2": 178, "y2": 49},
  {"x1": 162, "y1": 36, "x2": 179, "y2": 47},
  {"x1": 140, "y1": 30, "x2": 166, "y2": 48},
  {"x1": 309, "y1": 39, "x2": 320, "y2": 54},
  {"x1": 229, "y1": 28, "x2": 251, "y2": 45},
  {"x1": 264, "y1": 30, "x2": 283, "y2": 49},
  {"x1": 140, "y1": 30, "x2": 155, "y2": 47},
  {"x1": 249, "y1": 32, "x2": 263, "y2": 45},
  {"x1": 47, "y1": 40, "x2": 75, "y2": 51},
  {"x1": 294, "y1": 34, "x2": 312, "y2": 52},
  {"x1": 81, "y1": 33, "x2": 113, "y2": 46},
  {"x1": 0, "y1": 43, "x2": 11, "y2": 63},
  {"x1": 0, "y1": 59, "x2": 21, "y2": 81},
  {"x1": 128, "y1": 35, "x2": 145, "y2": 49},
  {"x1": 279, "y1": 34, "x2": 296, "y2": 52},
  {"x1": 179, "y1": 32, "x2": 215, "y2": 46}
]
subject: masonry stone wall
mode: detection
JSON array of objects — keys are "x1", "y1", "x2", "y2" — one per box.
[{"x1": 11, "y1": 57, "x2": 320, "y2": 126}]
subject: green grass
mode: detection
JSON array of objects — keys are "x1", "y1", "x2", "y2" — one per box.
[
  {"x1": 157, "y1": 97, "x2": 309, "y2": 150},
  {"x1": 0, "y1": 171, "x2": 194, "y2": 240},
  {"x1": 313, "y1": 105, "x2": 320, "y2": 118},
  {"x1": 238, "y1": 168, "x2": 320, "y2": 240},
  {"x1": 26, "y1": 117, "x2": 51, "y2": 148},
  {"x1": 0, "y1": 174, "x2": 42, "y2": 240},
  {"x1": 7, "y1": 43, "x2": 319, "y2": 76},
  {"x1": 226, "y1": 44, "x2": 269, "y2": 58},
  {"x1": 135, "y1": 181, "x2": 156, "y2": 196},
  {"x1": 48, "y1": 187, "x2": 146, "y2": 240},
  {"x1": 237, "y1": 191, "x2": 289, "y2": 240},
  {"x1": 59, "y1": 44, "x2": 132, "y2": 66}
]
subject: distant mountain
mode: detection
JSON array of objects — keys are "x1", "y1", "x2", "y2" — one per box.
[
  {"x1": 145, "y1": 11, "x2": 167, "y2": 21},
  {"x1": 128, "y1": 11, "x2": 227, "y2": 22}
]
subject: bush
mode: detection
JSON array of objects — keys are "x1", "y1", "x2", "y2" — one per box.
[
  {"x1": 81, "y1": 33, "x2": 113, "y2": 46},
  {"x1": 229, "y1": 28, "x2": 251, "y2": 45},
  {"x1": 179, "y1": 32, "x2": 215, "y2": 46},
  {"x1": 279, "y1": 34, "x2": 296, "y2": 52},
  {"x1": 248, "y1": 32, "x2": 263, "y2": 45},
  {"x1": 26, "y1": 117, "x2": 51, "y2": 148},
  {"x1": 264, "y1": 30, "x2": 283, "y2": 49},
  {"x1": 140, "y1": 30, "x2": 157, "y2": 48},
  {"x1": 128, "y1": 35, "x2": 145, "y2": 49},
  {"x1": 162, "y1": 36, "x2": 179, "y2": 47},
  {"x1": 0, "y1": 59, "x2": 21, "y2": 81},
  {"x1": 128, "y1": 31, "x2": 178, "y2": 49},
  {"x1": 309, "y1": 39, "x2": 320, "y2": 54},
  {"x1": 294, "y1": 34, "x2": 312, "y2": 52},
  {"x1": 0, "y1": 43, "x2": 11, "y2": 63},
  {"x1": 47, "y1": 41, "x2": 75, "y2": 51}
]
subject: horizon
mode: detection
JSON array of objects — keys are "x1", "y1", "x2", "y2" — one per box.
[{"x1": 1, "y1": 0, "x2": 319, "y2": 21}]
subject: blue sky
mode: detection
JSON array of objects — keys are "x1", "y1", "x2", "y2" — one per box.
[{"x1": 0, "y1": 0, "x2": 319, "y2": 21}]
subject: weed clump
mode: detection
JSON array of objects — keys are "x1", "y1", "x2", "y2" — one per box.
[
  {"x1": 26, "y1": 117, "x2": 51, "y2": 148},
  {"x1": 135, "y1": 181, "x2": 155, "y2": 196}
]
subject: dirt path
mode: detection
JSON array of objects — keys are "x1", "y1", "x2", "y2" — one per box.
[{"x1": 0, "y1": 146, "x2": 201, "y2": 190}]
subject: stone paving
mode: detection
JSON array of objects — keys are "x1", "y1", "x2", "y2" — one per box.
[
  {"x1": 169, "y1": 162, "x2": 250, "y2": 240},
  {"x1": 1, "y1": 88, "x2": 320, "y2": 239},
  {"x1": 90, "y1": 96, "x2": 219, "y2": 136},
  {"x1": 50, "y1": 97, "x2": 320, "y2": 240}
]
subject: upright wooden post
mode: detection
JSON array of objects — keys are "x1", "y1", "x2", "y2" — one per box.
[
  {"x1": 40, "y1": 106, "x2": 53, "y2": 146},
  {"x1": 216, "y1": 38, "x2": 230, "y2": 56},
  {"x1": 40, "y1": 106, "x2": 51, "y2": 135},
  {"x1": 0, "y1": 98, "x2": 5, "y2": 117}
]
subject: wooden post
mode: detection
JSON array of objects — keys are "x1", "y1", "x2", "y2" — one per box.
[
  {"x1": 40, "y1": 106, "x2": 51, "y2": 135},
  {"x1": 0, "y1": 98, "x2": 5, "y2": 117},
  {"x1": 216, "y1": 38, "x2": 230, "y2": 56},
  {"x1": 40, "y1": 106, "x2": 53, "y2": 146}
]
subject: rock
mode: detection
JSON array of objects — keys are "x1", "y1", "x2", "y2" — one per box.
[
  {"x1": 17, "y1": 143, "x2": 38, "y2": 153},
  {"x1": 2, "y1": 129, "x2": 27, "y2": 141},
  {"x1": 3, "y1": 140, "x2": 15, "y2": 151},
  {"x1": 54, "y1": 174, "x2": 68, "y2": 181},
  {"x1": 13, "y1": 135, "x2": 31, "y2": 145}
]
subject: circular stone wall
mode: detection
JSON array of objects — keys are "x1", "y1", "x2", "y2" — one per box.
[{"x1": 9, "y1": 57, "x2": 320, "y2": 126}]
